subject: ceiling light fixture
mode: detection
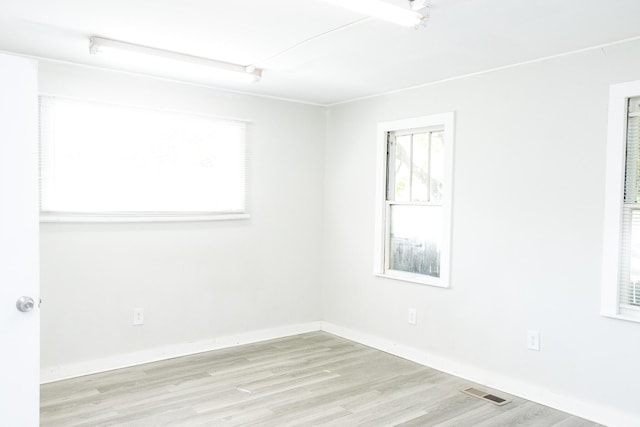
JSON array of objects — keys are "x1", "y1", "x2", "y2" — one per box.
[
  {"x1": 89, "y1": 36, "x2": 262, "y2": 84},
  {"x1": 321, "y1": 0, "x2": 427, "y2": 27}
]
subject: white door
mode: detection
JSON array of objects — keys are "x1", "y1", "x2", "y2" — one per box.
[{"x1": 0, "y1": 53, "x2": 40, "y2": 425}]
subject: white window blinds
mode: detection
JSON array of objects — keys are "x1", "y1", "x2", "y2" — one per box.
[
  {"x1": 620, "y1": 96, "x2": 640, "y2": 317},
  {"x1": 39, "y1": 96, "x2": 248, "y2": 221}
]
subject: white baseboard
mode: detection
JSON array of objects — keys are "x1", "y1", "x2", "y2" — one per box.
[
  {"x1": 41, "y1": 320, "x2": 638, "y2": 426},
  {"x1": 41, "y1": 321, "x2": 322, "y2": 384},
  {"x1": 320, "y1": 321, "x2": 638, "y2": 427}
]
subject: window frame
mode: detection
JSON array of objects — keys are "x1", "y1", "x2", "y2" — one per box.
[
  {"x1": 374, "y1": 112, "x2": 455, "y2": 287},
  {"x1": 602, "y1": 80, "x2": 640, "y2": 323},
  {"x1": 38, "y1": 95, "x2": 250, "y2": 223}
]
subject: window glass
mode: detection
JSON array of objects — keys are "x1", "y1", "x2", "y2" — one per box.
[
  {"x1": 622, "y1": 99, "x2": 640, "y2": 309},
  {"x1": 603, "y1": 86, "x2": 640, "y2": 321},
  {"x1": 411, "y1": 132, "x2": 430, "y2": 202},
  {"x1": 40, "y1": 97, "x2": 247, "y2": 218},
  {"x1": 389, "y1": 204, "x2": 442, "y2": 277},
  {"x1": 393, "y1": 134, "x2": 412, "y2": 202},
  {"x1": 629, "y1": 209, "x2": 640, "y2": 306},
  {"x1": 430, "y1": 131, "x2": 444, "y2": 202}
]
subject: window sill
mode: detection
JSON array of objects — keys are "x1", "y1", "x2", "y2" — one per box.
[
  {"x1": 601, "y1": 312, "x2": 640, "y2": 324},
  {"x1": 374, "y1": 272, "x2": 449, "y2": 288},
  {"x1": 40, "y1": 213, "x2": 250, "y2": 223}
]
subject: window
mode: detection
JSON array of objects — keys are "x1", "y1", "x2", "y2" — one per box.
[
  {"x1": 602, "y1": 81, "x2": 640, "y2": 322},
  {"x1": 39, "y1": 96, "x2": 248, "y2": 222},
  {"x1": 374, "y1": 113, "x2": 455, "y2": 287}
]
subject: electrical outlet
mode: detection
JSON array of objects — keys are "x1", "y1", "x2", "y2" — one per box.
[
  {"x1": 133, "y1": 308, "x2": 144, "y2": 326},
  {"x1": 527, "y1": 330, "x2": 540, "y2": 351},
  {"x1": 407, "y1": 308, "x2": 417, "y2": 325}
]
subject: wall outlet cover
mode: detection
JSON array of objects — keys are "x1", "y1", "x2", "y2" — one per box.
[
  {"x1": 527, "y1": 330, "x2": 540, "y2": 351},
  {"x1": 408, "y1": 308, "x2": 417, "y2": 325},
  {"x1": 133, "y1": 308, "x2": 144, "y2": 326}
]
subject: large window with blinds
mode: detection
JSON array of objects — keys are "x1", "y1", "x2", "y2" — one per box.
[
  {"x1": 374, "y1": 113, "x2": 455, "y2": 287},
  {"x1": 39, "y1": 96, "x2": 248, "y2": 222},
  {"x1": 602, "y1": 82, "x2": 640, "y2": 322}
]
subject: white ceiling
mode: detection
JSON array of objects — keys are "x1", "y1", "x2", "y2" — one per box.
[{"x1": 1, "y1": 0, "x2": 639, "y2": 105}]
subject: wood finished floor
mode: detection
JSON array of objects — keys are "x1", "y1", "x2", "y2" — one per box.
[{"x1": 41, "y1": 332, "x2": 601, "y2": 426}]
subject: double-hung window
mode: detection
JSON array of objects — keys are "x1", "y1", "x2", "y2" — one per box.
[
  {"x1": 602, "y1": 81, "x2": 640, "y2": 322},
  {"x1": 39, "y1": 96, "x2": 248, "y2": 222},
  {"x1": 374, "y1": 113, "x2": 455, "y2": 287}
]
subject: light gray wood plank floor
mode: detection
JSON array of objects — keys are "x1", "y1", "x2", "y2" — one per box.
[{"x1": 41, "y1": 332, "x2": 602, "y2": 426}]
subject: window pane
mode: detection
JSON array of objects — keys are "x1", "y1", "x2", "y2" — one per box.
[
  {"x1": 393, "y1": 135, "x2": 412, "y2": 202},
  {"x1": 625, "y1": 209, "x2": 640, "y2": 306},
  {"x1": 411, "y1": 132, "x2": 430, "y2": 202},
  {"x1": 625, "y1": 100, "x2": 640, "y2": 308},
  {"x1": 430, "y1": 131, "x2": 444, "y2": 202},
  {"x1": 389, "y1": 204, "x2": 441, "y2": 277},
  {"x1": 626, "y1": 114, "x2": 640, "y2": 203},
  {"x1": 40, "y1": 97, "x2": 246, "y2": 214}
]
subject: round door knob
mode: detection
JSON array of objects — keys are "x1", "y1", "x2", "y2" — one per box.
[{"x1": 16, "y1": 296, "x2": 35, "y2": 312}]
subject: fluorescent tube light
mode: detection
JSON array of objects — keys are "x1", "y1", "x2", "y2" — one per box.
[
  {"x1": 321, "y1": 0, "x2": 426, "y2": 27},
  {"x1": 89, "y1": 36, "x2": 261, "y2": 84}
]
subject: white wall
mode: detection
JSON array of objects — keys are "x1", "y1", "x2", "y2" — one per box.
[
  {"x1": 38, "y1": 38, "x2": 640, "y2": 424},
  {"x1": 39, "y1": 62, "x2": 325, "y2": 376},
  {"x1": 322, "y1": 40, "x2": 640, "y2": 425}
]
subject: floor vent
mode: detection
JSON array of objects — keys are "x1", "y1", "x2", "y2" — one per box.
[{"x1": 462, "y1": 387, "x2": 510, "y2": 406}]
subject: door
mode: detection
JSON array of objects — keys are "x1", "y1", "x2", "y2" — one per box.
[{"x1": 0, "y1": 53, "x2": 40, "y2": 425}]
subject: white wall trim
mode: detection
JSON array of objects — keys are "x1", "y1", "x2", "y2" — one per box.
[
  {"x1": 320, "y1": 322, "x2": 639, "y2": 427},
  {"x1": 41, "y1": 322, "x2": 321, "y2": 384}
]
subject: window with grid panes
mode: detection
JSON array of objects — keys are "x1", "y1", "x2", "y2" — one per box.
[{"x1": 374, "y1": 113, "x2": 454, "y2": 287}]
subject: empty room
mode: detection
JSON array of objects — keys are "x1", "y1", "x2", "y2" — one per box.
[{"x1": 1, "y1": 0, "x2": 640, "y2": 425}]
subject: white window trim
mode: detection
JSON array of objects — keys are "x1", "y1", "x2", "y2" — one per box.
[
  {"x1": 374, "y1": 112, "x2": 455, "y2": 287},
  {"x1": 602, "y1": 80, "x2": 640, "y2": 323}
]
